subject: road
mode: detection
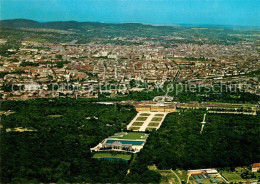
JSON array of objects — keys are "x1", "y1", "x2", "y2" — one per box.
[{"x1": 170, "y1": 169, "x2": 182, "y2": 184}]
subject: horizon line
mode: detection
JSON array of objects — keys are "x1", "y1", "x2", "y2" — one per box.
[{"x1": 1, "y1": 18, "x2": 260, "y2": 28}]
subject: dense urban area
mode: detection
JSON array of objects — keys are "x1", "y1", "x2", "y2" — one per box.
[{"x1": 0, "y1": 19, "x2": 260, "y2": 184}]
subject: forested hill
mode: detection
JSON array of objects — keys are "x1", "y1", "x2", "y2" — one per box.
[
  {"x1": 0, "y1": 19, "x2": 144, "y2": 31},
  {"x1": 1, "y1": 19, "x2": 260, "y2": 31},
  {"x1": 1, "y1": 19, "x2": 260, "y2": 44},
  {"x1": 0, "y1": 19, "x2": 177, "y2": 35}
]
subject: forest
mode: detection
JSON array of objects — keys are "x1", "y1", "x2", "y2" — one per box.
[
  {"x1": 1, "y1": 98, "x2": 259, "y2": 183},
  {"x1": 0, "y1": 98, "x2": 160, "y2": 183},
  {"x1": 133, "y1": 110, "x2": 260, "y2": 170}
]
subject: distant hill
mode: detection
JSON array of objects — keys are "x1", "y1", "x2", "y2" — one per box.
[
  {"x1": 0, "y1": 19, "x2": 154, "y2": 33},
  {"x1": 1, "y1": 19, "x2": 260, "y2": 45},
  {"x1": 0, "y1": 19, "x2": 190, "y2": 41},
  {"x1": 0, "y1": 19, "x2": 40, "y2": 28},
  {"x1": 1, "y1": 19, "x2": 260, "y2": 31}
]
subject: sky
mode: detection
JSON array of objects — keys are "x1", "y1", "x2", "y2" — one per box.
[{"x1": 1, "y1": 0, "x2": 260, "y2": 26}]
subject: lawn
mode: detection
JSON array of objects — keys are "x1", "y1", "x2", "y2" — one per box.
[
  {"x1": 148, "y1": 122, "x2": 160, "y2": 127},
  {"x1": 136, "y1": 117, "x2": 148, "y2": 121},
  {"x1": 151, "y1": 117, "x2": 163, "y2": 121},
  {"x1": 93, "y1": 152, "x2": 131, "y2": 160},
  {"x1": 111, "y1": 132, "x2": 128, "y2": 138},
  {"x1": 139, "y1": 113, "x2": 151, "y2": 116},
  {"x1": 132, "y1": 122, "x2": 144, "y2": 126},
  {"x1": 154, "y1": 114, "x2": 164, "y2": 117},
  {"x1": 48, "y1": 115, "x2": 63, "y2": 118},
  {"x1": 221, "y1": 172, "x2": 243, "y2": 182},
  {"x1": 118, "y1": 132, "x2": 147, "y2": 139}
]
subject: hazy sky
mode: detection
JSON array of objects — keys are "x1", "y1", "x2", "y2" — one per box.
[{"x1": 1, "y1": 0, "x2": 260, "y2": 26}]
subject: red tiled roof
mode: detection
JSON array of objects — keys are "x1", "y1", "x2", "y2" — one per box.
[{"x1": 252, "y1": 163, "x2": 260, "y2": 167}]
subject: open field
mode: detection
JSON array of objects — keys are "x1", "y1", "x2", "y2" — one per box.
[
  {"x1": 221, "y1": 172, "x2": 242, "y2": 181},
  {"x1": 93, "y1": 152, "x2": 131, "y2": 160}
]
